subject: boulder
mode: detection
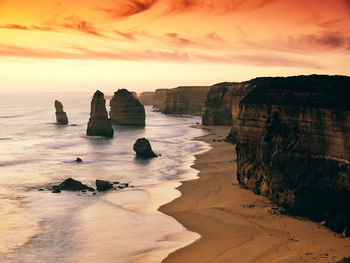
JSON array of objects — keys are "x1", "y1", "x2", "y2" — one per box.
[
  {"x1": 52, "y1": 178, "x2": 95, "y2": 192},
  {"x1": 96, "y1": 179, "x2": 113, "y2": 192},
  {"x1": 75, "y1": 157, "x2": 83, "y2": 163},
  {"x1": 133, "y1": 138, "x2": 157, "y2": 158},
  {"x1": 55, "y1": 100, "x2": 68, "y2": 125},
  {"x1": 86, "y1": 90, "x2": 114, "y2": 138},
  {"x1": 109, "y1": 89, "x2": 145, "y2": 126}
]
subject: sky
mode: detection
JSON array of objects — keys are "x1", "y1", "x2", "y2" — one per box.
[{"x1": 0, "y1": 0, "x2": 349, "y2": 93}]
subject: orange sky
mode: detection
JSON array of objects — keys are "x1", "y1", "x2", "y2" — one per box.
[{"x1": 0, "y1": 0, "x2": 349, "y2": 93}]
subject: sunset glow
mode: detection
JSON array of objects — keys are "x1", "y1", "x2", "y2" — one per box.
[{"x1": 1, "y1": 0, "x2": 349, "y2": 93}]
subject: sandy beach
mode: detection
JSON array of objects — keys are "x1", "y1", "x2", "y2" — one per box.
[{"x1": 160, "y1": 126, "x2": 350, "y2": 263}]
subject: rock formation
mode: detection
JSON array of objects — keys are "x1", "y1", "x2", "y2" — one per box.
[
  {"x1": 52, "y1": 178, "x2": 95, "y2": 192},
  {"x1": 153, "y1": 89, "x2": 168, "y2": 112},
  {"x1": 202, "y1": 82, "x2": 254, "y2": 126},
  {"x1": 54, "y1": 100, "x2": 68, "y2": 125},
  {"x1": 109, "y1": 89, "x2": 145, "y2": 126},
  {"x1": 133, "y1": 138, "x2": 157, "y2": 159},
  {"x1": 96, "y1": 180, "x2": 113, "y2": 191},
  {"x1": 139, "y1": 92, "x2": 155, "y2": 105},
  {"x1": 234, "y1": 75, "x2": 350, "y2": 235},
  {"x1": 153, "y1": 86, "x2": 210, "y2": 115},
  {"x1": 86, "y1": 90, "x2": 114, "y2": 138}
]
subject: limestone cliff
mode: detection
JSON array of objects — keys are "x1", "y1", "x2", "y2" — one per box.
[
  {"x1": 54, "y1": 100, "x2": 68, "y2": 125},
  {"x1": 234, "y1": 75, "x2": 350, "y2": 235},
  {"x1": 109, "y1": 89, "x2": 145, "y2": 126},
  {"x1": 202, "y1": 82, "x2": 253, "y2": 126},
  {"x1": 153, "y1": 89, "x2": 168, "y2": 112},
  {"x1": 87, "y1": 90, "x2": 114, "y2": 138},
  {"x1": 139, "y1": 92, "x2": 154, "y2": 105}
]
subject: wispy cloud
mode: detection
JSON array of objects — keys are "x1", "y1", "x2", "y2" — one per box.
[
  {"x1": 98, "y1": 0, "x2": 158, "y2": 18},
  {"x1": 166, "y1": 33, "x2": 193, "y2": 46},
  {"x1": 0, "y1": 24, "x2": 29, "y2": 30}
]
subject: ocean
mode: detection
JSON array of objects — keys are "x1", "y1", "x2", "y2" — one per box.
[{"x1": 0, "y1": 93, "x2": 209, "y2": 263}]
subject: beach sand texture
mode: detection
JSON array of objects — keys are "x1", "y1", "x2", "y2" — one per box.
[{"x1": 160, "y1": 126, "x2": 350, "y2": 263}]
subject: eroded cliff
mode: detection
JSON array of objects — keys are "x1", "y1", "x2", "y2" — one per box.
[
  {"x1": 202, "y1": 82, "x2": 254, "y2": 126},
  {"x1": 153, "y1": 89, "x2": 168, "y2": 112},
  {"x1": 139, "y1": 92, "x2": 154, "y2": 105},
  {"x1": 234, "y1": 75, "x2": 350, "y2": 235}
]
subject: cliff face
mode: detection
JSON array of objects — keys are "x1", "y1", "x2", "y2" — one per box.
[
  {"x1": 202, "y1": 82, "x2": 254, "y2": 126},
  {"x1": 153, "y1": 89, "x2": 168, "y2": 112},
  {"x1": 54, "y1": 100, "x2": 68, "y2": 125},
  {"x1": 139, "y1": 92, "x2": 154, "y2": 105},
  {"x1": 234, "y1": 75, "x2": 350, "y2": 235},
  {"x1": 163, "y1": 86, "x2": 210, "y2": 115},
  {"x1": 109, "y1": 89, "x2": 145, "y2": 126},
  {"x1": 87, "y1": 90, "x2": 114, "y2": 138}
]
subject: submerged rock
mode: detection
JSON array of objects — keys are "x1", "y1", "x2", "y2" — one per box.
[
  {"x1": 55, "y1": 100, "x2": 68, "y2": 125},
  {"x1": 133, "y1": 138, "x2": 157, "y2": 159},
  {"x1": 75, "y1": 157, "x2": 83, "y2": 163},
  {"x1": 109, "y1": 89, "x2": 145, "y2": 126},
  {"x1": 86, "y1": 90, "x2": 114, "y2": 138},
  {"x1": 96, "y1": 180, "x2": 113, "y2": 192},
  {"x1": 52, "y1": 178, "x2": 94, "y2": 192}
]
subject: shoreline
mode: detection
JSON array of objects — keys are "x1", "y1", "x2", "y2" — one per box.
[{"x1": 159, "y1": 125, "x2": 350, "y2": 263}]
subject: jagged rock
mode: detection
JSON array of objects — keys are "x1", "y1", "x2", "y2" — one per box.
[
  {"x1": 55, "y1": 100, "x2": 68, "y2": 125},
  {"x1": 109, "y1": 89, "x2": 145, "y2": 126},
  {"x1": 87, "y1": 90, "x2": 114, "y2": 138},
  {"x1": 96, "y1": 180, "x2": 114, "y2": 191},
  {"x1": 75, "y1": 157, "x2": 83, "y2": 163},
  {"x1": 234, "y1": 75, "x2": 350, "y2": 235},
  {"x1": 52, "y1": 178, "x2": 95, "y2": 192},
  {"x1": 133, "y1": 138, "x2": 157, "y2": 158},
  {"x1": 138, "y1": 92, "x2": 154, "y2": 105}
]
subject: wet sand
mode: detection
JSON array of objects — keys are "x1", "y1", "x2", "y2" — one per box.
[{"x1": 160, "y1": 126, "x2": 350, "y2": 263}]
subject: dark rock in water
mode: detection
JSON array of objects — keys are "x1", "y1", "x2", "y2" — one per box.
[
  {"x1": 86, "y1": 90, "x2": 114, "y2": 138},
  {"x1": 55, "y1": 100, "x2": 68, "y2": 125},
  {"x1": 96, "y1": 179, "x2": 113, "y2": 192},
  {"x1": 133, "y1": 138, "x2": 157, "y2": 159},
  {"x1": 52, "y1": 178, "x2": 95, "y2": 192},
  {"x1": 52, "y1": 188, "x2": 61, "y2": 193},
  {"x1": 109, "y1": 89, "x2": 145, "y2": 126},
  {"x1": 38, "y1": 188, "x2": 44, "y2": 191},
  {"x1": 75, "y1": 157, "x2": 83, "y2": 163}
]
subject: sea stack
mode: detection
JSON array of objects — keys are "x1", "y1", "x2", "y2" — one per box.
[
  {"x1": 109, "y1": 89, "x2": 145, "y2": 126},
  {"x1": 54, "y1": 100, "x2": 68, "y2": 125},
  {"x1": 138, "y1": 92, "x2": 155, "y2": 105},
  {"x1": 86, "y1": 90, "x2": 114, "y2": 138}
]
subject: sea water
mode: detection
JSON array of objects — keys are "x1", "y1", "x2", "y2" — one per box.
[{"x1": 0, "y1": 93, "x2": 209, "y2": 263}]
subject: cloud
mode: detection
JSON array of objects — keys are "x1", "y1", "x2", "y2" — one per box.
[
  {"x1": 59, "y1": 16, "x2": 103, "y2": 36},
  {"x1": 99, "y1": 0, "x2": 158, "y2": 18},
  {"x1": 114, "y1": 30, "x2": 136, "y2": 40},
  {"x1": 166, "y1": 33, "x2": 193, "y2": 45},
  {"x1": 295, "y1": 31, "x2": 350, "y2": 50},
  {"x1": 0, "y1": 24, "x2": 29, "y2": 30}
]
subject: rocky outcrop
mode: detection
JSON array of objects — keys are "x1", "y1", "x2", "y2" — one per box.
[
  {"x1": 153, "y1": 86, "x2": 210, "y2": 115},
  {"x1": 87, "y1": 90, "x2": 114, "y2": 138},
  {"x1": 96, "y1": 180, "x2": 113, "y2": 191},
  {"x1": 52, "y1": 178, "x2": 95, "y2": 192},
  {"x1": 139, "y1": 92, "x2": 155, "y2": 105},
  {"x1": 109, "y1": 89, "x2": 145, "y2": 126},
  {"x1": 133, "y1": 138, "x2": 157, "y2": 159},
  {"x1": 153, "y1": 89, "x2": 168, "y2": 112},
  {"x1": 54, "y1": 100, "x2": 68, "y2": 125},
  {"x1": 234, "y1": 75, "x2": 350, "y2": 235},
  {"x1": 202, "y1": 82, "x2": 254, "y2": 126}
]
